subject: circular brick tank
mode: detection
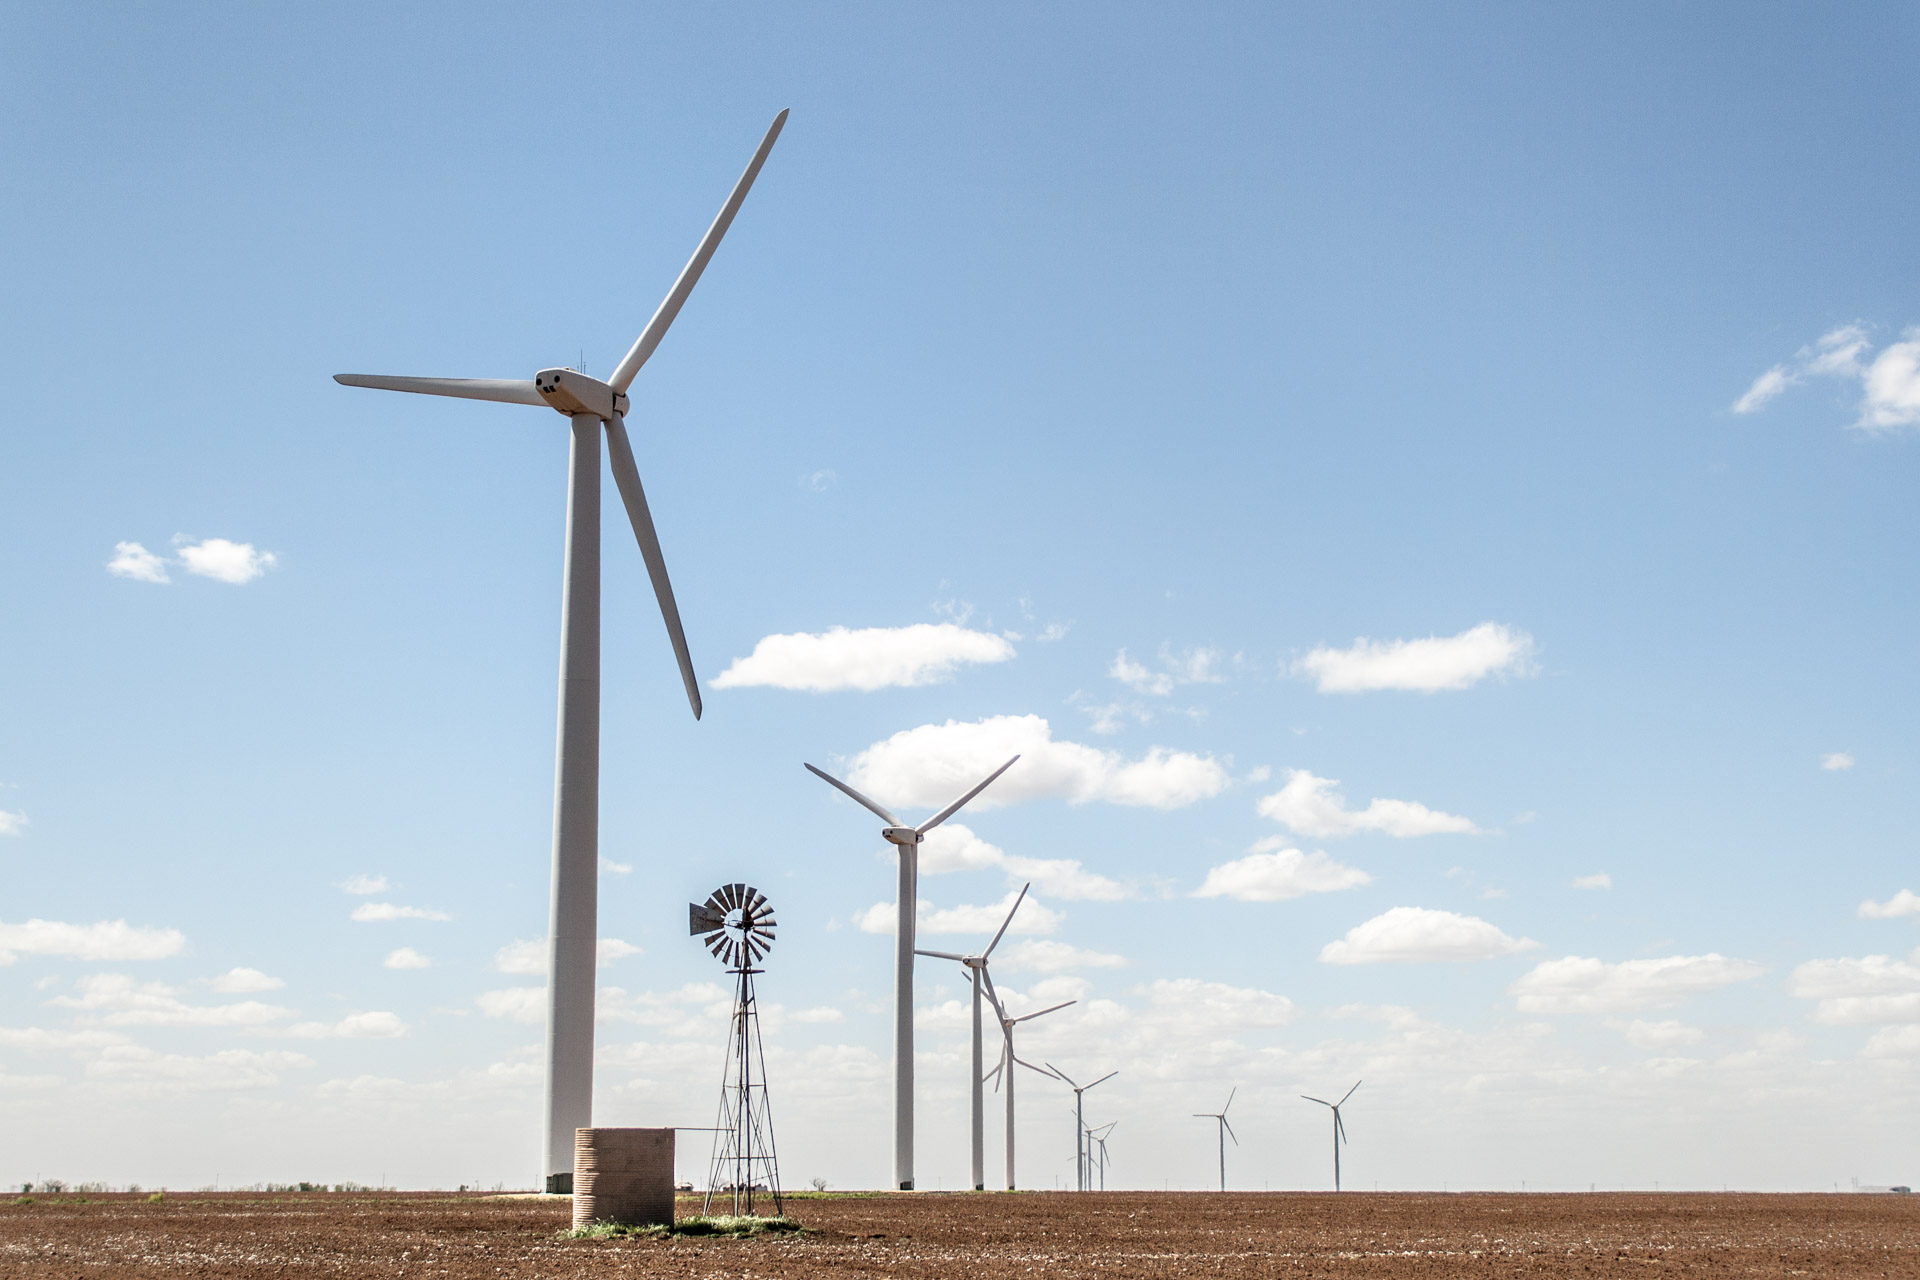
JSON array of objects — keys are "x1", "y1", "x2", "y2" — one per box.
[{"x1": 573, "y1": 1127, "x2": 675, "y2": 1229}]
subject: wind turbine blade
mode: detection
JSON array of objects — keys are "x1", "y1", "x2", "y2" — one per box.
[
  {"x1": 1337, "y1": 1113, "x2": 1348, "y2": 1144},
  {"x1": 333, "y1": 374, "x2": 546, "y2": 406},
  {"x1": 1012, "y1": 1055, "x2": 1055, "y2": 1078},
  {"x1": 1223, "y1": 1118, "x2": 1239, "y2": 1146},
  {"x1": 915, "y1": 755, "x2": 1020, "y2": 835},
  {"x1": 1301, "y1": 1096, "x2": 1331, "y2": 1106},
  {"x1": 803, "y1": 763, "x2": 900, "y2": 826},
  {"x1": 1011, "y1": 999, "x2": 1076, "y2": 1024},
  {"x1": 913, "y1": 949, "x2": 968, "y2": 962},
  {"x1": 1087, "y1": 1071, "x2": 1117, "y2": 1091},
  {"x1": 610, "y1": 110, "x2": 789, "y2": 394},
  {"x1": 979, "y1": 967, "x2": 1013, "y2": 1025},
  {"x1": 982, "y1": 882, "x2": 1030, "y2": 958},
  {"x1": 1339, "y1": 1079, "x2": 1362, "y2": 1106},
  {"x1": 1224, "y1": 1086, "x2": 1236, "y2": 1114},
  {"x1": 1043, "y1": 1062, "x2": 1077, "y2": 1088},
  {"x1": 604, "y1": 414, "x2": 701, "y2": 719}
]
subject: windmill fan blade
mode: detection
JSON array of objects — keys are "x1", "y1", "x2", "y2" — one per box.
[
  {"x1": 803, "y1": 764, "x2": 901, "y2": 827},
  {"x1": 332, "y1": 374, "x2": 547, "y2": 406},
  {"x1": 609, "y1": 109, "x2": 789, "y2": 394},
  {"x1": 690, "y1": 902, "x2": 726, "y2": 935},
  {"x1": 983, "y1": 882, "x2": 1029, "y2": 959},
  {"x1": 915, "y1": 755, "x2": 1021, "y2": 835},
  {"x1": 746, "y1": 888, "x2": 767, "y2": 913},
  {"x1": 605, "y1": 414, "x2": 701, "y2": 720}
]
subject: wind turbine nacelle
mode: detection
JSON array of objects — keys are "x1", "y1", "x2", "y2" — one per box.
[
  {"x1": 535, "y1": 368, "x2": 628, "y2": 421},
  {"x1": 881, "y1": 826, "x2": 923, "y2": 846}
]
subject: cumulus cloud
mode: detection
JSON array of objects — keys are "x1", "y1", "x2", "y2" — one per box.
[
  {"x1": 0, "y1": 811, "x2": 27, "y2": 837},
  {"x1": 1821, "y1": 752, "x2": 1855, "y2": 772},
  {"x1": 0, "y1": 919, "x2": 185, "y2": 965},
  {"x1": 1859, "y1": 890, "x2": 1920, "y2": 919},
  {"x1": 85, "y1": 1044, "x2": 312, "y2": 1091},
  {"x1": 1572, "y1": 873, "x2": 1612, "y2": 891},
  {"x1": 173, "y1": 536, "x2": 277, "y2": 584},
  {"x1": 0, "y1": 1026, "x2": 130, "y2": 1053},
  {"x1": 855, "y1": 891, "x2": 1065, "y2": 938},
  {"x1": 48, "y1": 974, "x2": 292, "y2": 1027},
  {"x1": 209, "y1": 967, "x2": 284, "y2": 993},
  {"x1": 1789, "y1": 954, "x2": 1920, "y2": 1024},
  {"x1": 789, "y1": 1006, "x2": 845, "y2": 1024},
  {"x1": 1733, "y1": 324, "x2": 1920, "y2": 432},
  {"x1": 383, "y1": 948, "x2": 431, "y2": 970},
  {"x1": 845, "y1": 714, "x2": 1229, "y2": 812},
  {"x1": 600, "y1": 857, "x2": 632, "y2": 875},
  {"x1": 1193, "y1": 839, "x2": 1372, "y2": 901},
  {"x1": 1615, "y1": 1019, "x2": 1706, "y2": 1049},
  {"x1": 1511, "y1": 954, "x2": 1765, "y2": 1013},
  {"x1": 1109, "y1": 644, "x2": 1227, "y2": 697},
  {"x1": 491, "y1": 937, "x2": 638, "y2": 976},
  {"x1": 997, "y1": 939, "x2": 1128, "y2": 973},
  {"x1": 1320, "y1": 907, "x2": 1536, "y2": 964},
  {"x1": 918, "y1": 822, "x2": 1130, "y2": 901},
  {"x1": 1293, "y1": 622, "x2": 1536, "y2": 694},
  {"x1": 288, "y1": 1011, "x2": 407, "y2": 1039},
  {"x1": 1134, "y1": 977, "x2": 1295, "y2": 1029},
  {"x1": 107, "y1": 542, "x2": 170, "y2": 583},
  {"x1": 713, "y1": 623, "x2": 1015, "y2": 692},
  {"x1": 350, "y1": 902, "x2": 450, "y2": 923},
  {"x1": 337, "y1": 874, "x2": 388, "y2": 895},
  {"x1": 475, "y1": 987, "x2": 545, "y2": 1024},
  {"x1": 1256, "y1": 770, "x2": 1479, "y2": 838}
]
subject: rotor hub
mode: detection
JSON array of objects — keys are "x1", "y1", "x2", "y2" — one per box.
[{"x1": 534, "y1": 367, "x2": 628, "y2": 421}]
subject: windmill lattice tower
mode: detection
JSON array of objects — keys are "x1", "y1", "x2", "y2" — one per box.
[{"x1": 691, "y1": 883, "x2": 783, "y2": 1216}]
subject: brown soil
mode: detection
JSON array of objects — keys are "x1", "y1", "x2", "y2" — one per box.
[{"x1": 4, "y1": 1189, "x2": 1917, "y2": 1277}]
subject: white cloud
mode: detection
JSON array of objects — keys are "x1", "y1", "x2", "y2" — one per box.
[
  {"x1": 337, "y1": 873, "x2": 388, "y2": 895},
  {"x1": 854, "y1": 891, "x2": 1065, "y2": 938},
  {"x1": 1862, "y1": 1025, "x2": 1920, "y2": 1059},
  {"x1": 173, "y1": 536, "x2": 277, "y2": 584},
  {"x1": 1572, "y1": 873, "x2": 1612, "y2": 891},
  {"x1": 288, "y1": 1011, "x2": 407, "y2": 1039},
  {"x1": 107, "y1": 541, "x2": 170, "y2": 583},
  {"x1": 1615, "y1": 1019, "x2": 1705, "y2": 1049},
  {"x1": 1320, "y1": 907, "x2": 1537, "y2": 964},
  {"x1": 0, "y1": 919, "x2": 185, "y2": 965},
  {"x1": 789, "y1": 1006, "x2": 845, "y2": 1024},
  {"x1": 490, "y1": 937, "x2": 638, "y2": 977},
  {"x1": 712, "y1": 623, "x2": 1015, "y2": 693},
  {"x1": 1109, "y1": 644, "x2": 1227, "y2": 697},
  {"x1": 1293, "y1": 622, "x2": 1536, "y2": 694},
  {"x1": 799, "y1": 468, "x2": 837, "y2": 492},
  {"x1": 1511, "y1": 954, "x2": 1765, "y2": 1013},
  {"x1": 209, "y1": 967, "x2": 284, "y2": 993},
  {"x1": 0, "y1": 811, "x2": 26, "y2": 837},
  {"x1": 600, "y1": 856, "x2": 632, "y2": 875},
  {"x1": 1788, "y1": 954, "x2": 1920, "y2": 1024},
  {"x1": 1110, "y1": 649, "x2": 1173, "y2": 696},
  {"x1": 48, "y1": 974, "x2": 292, "y2": 1027},
  {"x1": 997, "y1": 939, "x2": 1128, "y2": 973},
  {"x1": 350, "y1": 902, "x2": 450, "y2": 923},
  {"x1": 1192, "y1": 839, "x2": 1372, "y2": 902},
  {"x1": 846, "y1": 714, "x2": 1229, "y2": 812},
  {"x1": 918, "y1": 822, "x2": 1131, "y2": 901},
  {"x1": 1733, "y1": 324, "x2": 1920, "y2": 432},
  {"x1": 1256, "y1": 769, "x2": 1479, "y2": 839},
  {"x1": 1821, "y1": 752, "x2": 1855, "y2": 771},
  {"x1": 475, "y1": 987, "x2": 545, "y2": 1024},
  {"x1": 86, "y1": 1044, "x2": 312, "y2": 1091},
  {"x1": 0, "y1": 1026, "x2": 130, "y2": 1052},
  {"x1": 1134, "y1": 977, "x2": 1295, "y2": 1029},
  {"x1": 1860, "y1": 890, "x2": 1920, "y2": 919},
  {"x1": 383, "y1": 948, "x2": 431, "y2": 970}
]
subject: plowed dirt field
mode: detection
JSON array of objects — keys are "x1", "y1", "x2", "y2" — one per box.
[{"x1": 5, "y1": 1189, "x2": 1917, "y2": 1277}]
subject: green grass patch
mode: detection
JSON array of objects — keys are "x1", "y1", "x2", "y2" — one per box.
[{"x1": 568, "y1": 1214, "x2": 803, "y2": 1240}]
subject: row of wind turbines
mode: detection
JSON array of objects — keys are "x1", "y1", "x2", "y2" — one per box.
[{"x1": 331, "y1": 107, "x2": 1357, "y2": 1196}]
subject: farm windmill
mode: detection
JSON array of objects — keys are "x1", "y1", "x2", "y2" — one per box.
[
  {"x1": 803, "y1": 755, "x2": 1019, "y2": 1189},
  {"x1": 335, "y1": 113, "x2": 789, "y2": 1191},
  {"x1": 691, "y1": 883, "x2": 783, "y2": 1216}
]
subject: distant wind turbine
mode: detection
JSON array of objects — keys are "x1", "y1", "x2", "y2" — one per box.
[
  {"x1": 1302, "y1": 1080, "x2": 1361, "y2": 1191},
  {"x1": 804, "y1": 755, "x2": 1020, "y2": 1189},
  {"x1": 1193, "y1": 1088, "x2": 1238, "y2": 1192},
  {"x1": 982, "y1": 984, "x2": 1074, "y2": 1190},
  {"x1": 334, "y1": 112, "x2": 788, "y2": 1192},
  {"x1": 1086, "y1": 1120, "x2": 1117, "y2": 1191},
  {"x1": 917, "y1": 882, "x2": 1030, "y2": 1190},
  {"x1": 1045, "y1": 1063, "x2": 1116, "y2": 1191}
]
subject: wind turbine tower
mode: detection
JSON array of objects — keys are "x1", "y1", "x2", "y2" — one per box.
[
  {"x1": 804, "y1": 756, "x2": 1019, "y2": 1189},
  {"x1": 335, "y1": 113, "x2": 788, "y2": 1191},
  {"x1": 983, "y1": 989, "x2": 1074, "y2": 1190},
  {"x1": 1302, "y1": 1080, "x2": 1361, "y2": 1192},
  {"x1": 917, "y1": 883, "x2": 1033, "y2": 1190},
  {"x1": 1045, "y1": 1063, "x2": 1116, "y2": 1191},
  {"x1": 1193, "y1": 1088, "x2": 1238, "y2": 1192}
]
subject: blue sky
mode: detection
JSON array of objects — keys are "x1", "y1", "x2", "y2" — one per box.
[{"x1": 3, "y1": 2, "x2": 1917, "y2": 1192}]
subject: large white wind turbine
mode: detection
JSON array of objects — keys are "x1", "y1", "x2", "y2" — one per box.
[
  {"x1": 916, "y1": 882, "x2": 1033, "y2": 1191},
  {"x1": 982, "y1": 984, "x2": 1074, "y2": 1191},
  {"x1": 1193, "y1": 1087, "x2": 1238, "y2": 1192},
  {"x1": 1044, "y1": 1063, "x2": 1116, "y2": 1191},
  {"x1": 1302, "y1": 1080, "x2": 1361, "y2": 1192},
  {"x1": 335, "y1": 111, "x2": 788, "y2": 1191},
  {"x1": 804, "y1": 755, "x2": 1020, "y2": 1189}
]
